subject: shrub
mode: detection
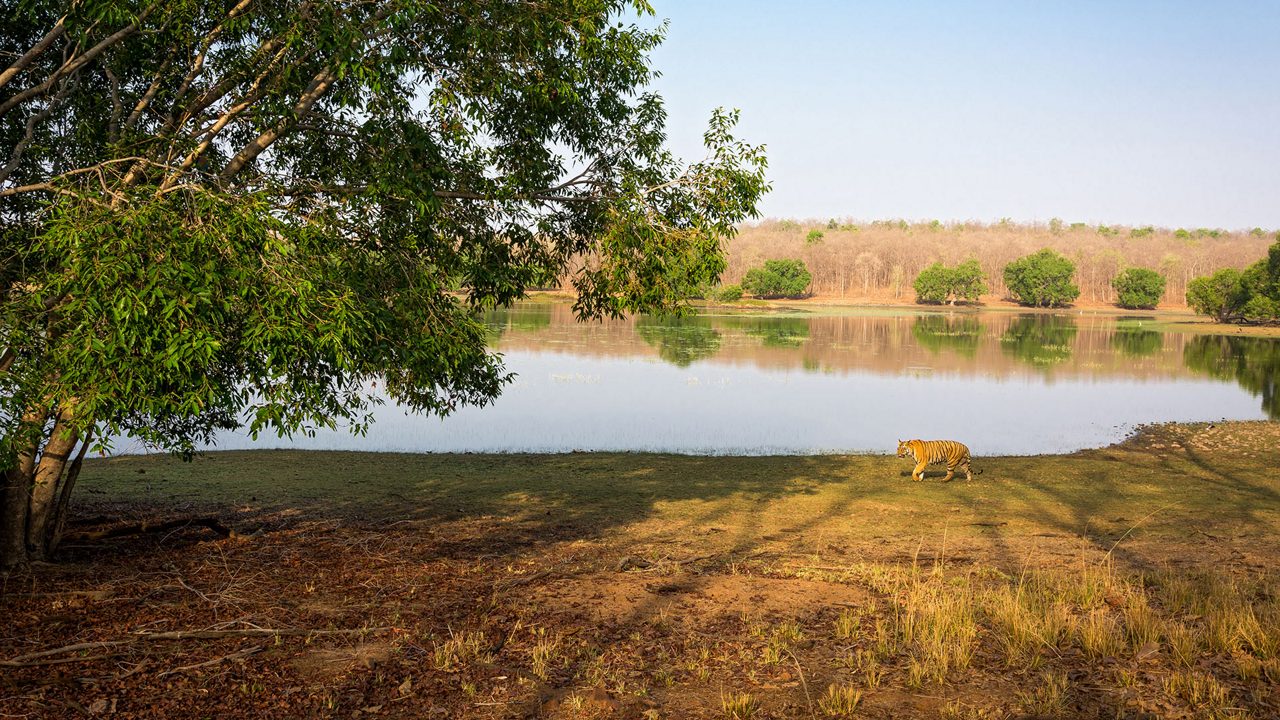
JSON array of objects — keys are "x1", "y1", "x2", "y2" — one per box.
[
  {"x1": 806, "y1": 229, "x2": 825, "y2": 245},
  {"x1": 913, "y1": 259, "x2": 987, "y2": 305},
  {"x1": 913, "y1": 263, "x2": 952, "y2": 304},
  {"x1": 714, "y1": 284, "x2": 743, "y2": 303},
  {"x1": 1111, "y1": 267, "x2": 1166, "y2": 309},
  {"x1": 1002, "y1": 249, "x2": 1081, "y2": 308},
  {"x1": 1130, "y1": 226, "x2": 1155, "y2": 238},
  {"x1": 742, "y1": 259, "x2": 812, "y2": 298}
]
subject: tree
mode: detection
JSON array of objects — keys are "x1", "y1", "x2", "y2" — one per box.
[
  {"x1": 742, "y1": 259, "x2": 812, "y2": 298},
  {"x1": 0, "y1": 1, "x2": 769, "y2": 568},
  {"x1": 913, "y1": 263, "x2": 952, "y2": 304},
  {"x1": 1002, "y1": 249, "x2": 1081, "y2": 308},
  {"x1": 1111, "y1": 268, "x2": 1166, "y2": 309},
  {"x1": 912, "y1": 259, "x2": 986, "y2": 305},
  {"x1": 950, "y1": 259, "x2": 987, "y2": 303},
  {"x1": 1186, "y1": 269, "x2": 1246, "y2": 322},
  {"x1": 1185, "y1": 239, "x2": 1280, "y2": 324}
]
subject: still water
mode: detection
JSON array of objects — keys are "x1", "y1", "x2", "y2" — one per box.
[{"x1": 186, "y1": 304, "x2": 1278, "y2": 456}]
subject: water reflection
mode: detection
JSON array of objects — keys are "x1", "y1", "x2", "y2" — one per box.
[
  {"x1": 1111, "y1": 327, "x2": 1164, "y2": 358},
  {"x1": 999, "y1": 316, "x2": 1078, "y2": 366},
  {"x1": 635, "y1": 315, "x2": 722, "y2": 367},
  {"x1": 189, "y1": 304, "x2": 1277, "y2": 455},
  {"x1": 722, "y1": 316, "x2": 811, "y2": 348},
  {"x1": 912, "y1": 315, "x2": 981, "y2": 358},
  {"x1": 1184, "y1": 335, "x2": 1280, "y2": 419},
  {"x1": 484, "y1": 302, "x2": 552, "y2": 340}
]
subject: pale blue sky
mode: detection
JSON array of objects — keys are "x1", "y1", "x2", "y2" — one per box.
[{"x1": 645, "y1": 1, "x2": 1280, "y2": 229}]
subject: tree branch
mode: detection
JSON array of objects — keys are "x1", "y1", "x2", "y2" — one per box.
[
  {"x1": 0, "y1": 10, "x2": 150, "y2": 121},
  {"x1": 0, "y1": 16, "x2": 67, "y2": 92},
  {"x1": 218, "y1": 65, "x2": 339, "y2": 182}
]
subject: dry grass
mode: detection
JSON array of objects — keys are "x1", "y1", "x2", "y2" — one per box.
[
  {"x1": 817, "y1": 683, "x2": 862, "y2": 717},
  {"x1": 720, "y1": 691, "x2": 759, "y2": 719}
]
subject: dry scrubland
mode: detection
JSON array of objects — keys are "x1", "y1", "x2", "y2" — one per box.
[
  {"x1": 3, "y1": 422, "x2": 1280, "y2": 718},
  {"x1": 721, "y1": 220, "x2": 1277, "y2": 307}
]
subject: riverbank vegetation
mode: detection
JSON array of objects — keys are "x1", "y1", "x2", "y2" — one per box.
[
  {"x1": 2, "y1": 422, "x2": 1278, "y2": 718},
  {"x1": 1186, "y1": 240, "x2": 1280, "y2": 325},
  {"x1": 718, "y1": 219, "x2": 1275, "y2": 307}
]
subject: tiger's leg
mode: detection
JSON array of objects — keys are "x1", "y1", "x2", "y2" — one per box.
[
  {"x1": 942, "y1": 464, "x2": 955, "y2": 482},
  {"x1": 913, "y1": 461, "x2": 927, "y2": 481},
  {"x1": 962, "y1": 461, "x2": 973, "y2": 481}
]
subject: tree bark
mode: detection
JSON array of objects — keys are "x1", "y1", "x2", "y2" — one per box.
[
  {"x1": 1, "y1": 408, "x2": 45, "y2": 569},
  {"x1": 26, "y1": 408, "x2": 79, "y2": 560}
]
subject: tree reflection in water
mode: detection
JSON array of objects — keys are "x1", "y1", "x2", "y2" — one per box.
[
  {"x1": 1111, "y1": 326, "x2": 1164, "y2": 358},
  {"x1": 912, "y1": 315, "x2": 982, "y2": 358},
  {"x1": 999, "y1": 315, "x2": 1079, "y2": 366},
  {"x1": 1184, "y1": 335, "x2": 1280, "y2": 419},
  {"x1": 634, "y1": 315, "x2": 723, "y2": 367}
]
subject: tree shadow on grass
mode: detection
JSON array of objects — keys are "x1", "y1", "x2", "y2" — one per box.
[{"x1": 61, "y1": 426, "x2": 1280, "y2": 576}]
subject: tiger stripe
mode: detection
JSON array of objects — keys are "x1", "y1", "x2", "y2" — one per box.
[{"x1": 895, "y1": 439, "x2": 976, "y2": 482}]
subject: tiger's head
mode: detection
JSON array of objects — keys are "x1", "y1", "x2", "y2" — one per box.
[{"x1": 896, "y1": 439, "x2": 911, "y2": 458}]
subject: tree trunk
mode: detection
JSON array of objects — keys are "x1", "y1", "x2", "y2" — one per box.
[
  {"x1": 0, "y1": 405, "x2": 83, "y2": 570},
  {"x1": 0, "y1": 408, "x2": 44, "y2": 569},
  {"x1": 26, "y1": 409, "x2": 79, "y2": 559}
]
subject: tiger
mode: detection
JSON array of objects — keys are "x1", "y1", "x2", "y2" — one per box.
[{"x1": 896, "y1": 439, "x2": 979, "y2": 482}]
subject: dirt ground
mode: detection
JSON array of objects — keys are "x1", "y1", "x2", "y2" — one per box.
[{"x1": 2, "y1": 422, "x2": 1279, "y2": 719}]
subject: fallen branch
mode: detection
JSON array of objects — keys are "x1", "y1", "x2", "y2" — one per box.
[
  {"x1": 157, "y1": 644, "x2": 263, "y2": 676},
  {"x1": 1, "y1": 640, "x2": 133, "y2": 665},
  {"x1": 63, "y1": 517, "x2": 237, "y2": 542},
  {"x1": 2, "y1": 627, "x2": 392, "y2": 666},
  {"x1": 133, "y1": 627, "x2": 391, "y2": 641},
  {"x1": 1, "y1": 652, "x2": 126, "y2": 668}
]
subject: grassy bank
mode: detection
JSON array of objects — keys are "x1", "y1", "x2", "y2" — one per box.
[{"x1": 3, "y1": 422, "x2": 1279, "y2": 718}]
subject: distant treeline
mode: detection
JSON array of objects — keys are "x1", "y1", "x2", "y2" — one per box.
[{"x1": 718, "y1": 219, "x2": 1277, "y2": 306}]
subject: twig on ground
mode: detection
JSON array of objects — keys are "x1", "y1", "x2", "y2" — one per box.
[
  {"x1": 1, "y1": 641, "x2": 132, "y2": 665},
  {"x1": 157, "y1": 644, "x2": 263, "y2": 677},
  {"x1": 2, "y1": 627, "x2": 392, "y2": 666}
]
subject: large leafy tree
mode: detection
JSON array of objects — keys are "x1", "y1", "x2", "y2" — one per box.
[
  {"x1": 1186, "y1": 240, "x2": 1280, "y2": 324},
  {"x1": 912, "y1": 259, "x2": 986, "y2": 305},
  {"x1": 1111, "y1": 267, "x2": 1166, "y2": 309},
  {"x1": 0, "y1": 0, "x2": 769, "y2": 568},
  {"x1": 1002, "y1": 249, "x2": 1080, "y2": 308},
  {"x1": 741, "y1": 258, "x2": 811, "y2": 298}
]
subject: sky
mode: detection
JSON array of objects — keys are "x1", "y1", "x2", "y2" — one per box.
[{"x1": 643, "y1": 1, "x2": 1280, "y2": 229}]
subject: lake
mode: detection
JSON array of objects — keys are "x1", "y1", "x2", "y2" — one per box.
[{"x1": 173, "y1": 303, "x2": 1277, "y2": 456}]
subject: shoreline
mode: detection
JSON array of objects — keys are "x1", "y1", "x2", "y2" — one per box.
[{"x1": 523, "y1": 290, "x2": 1280, "y2": 337}]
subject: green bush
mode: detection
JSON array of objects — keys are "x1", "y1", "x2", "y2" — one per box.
[
  {"x1": 1130, "y1": 226, "x2": 1155, "y2": 238},
  {"x1": 913, "y1": 263, "x2": 952, "y2": 304},
  {"x1": 742, "y1": 259, "x2": 812, "y2": 298},
  {"x1": 805, "y1": 229, "x2": 825, "y2": 245},
  {"x1": 1186, "y1": 269, "x2": 1244, "y2": 321},
  {"x1": 1186, "y1": 239, "x2": 1280, "y2": 324},
  {"x1": 1002, "y1": 249, "x2": 1081, "y2": 308},
  {"x1": 913, "y1": 259, "x2": 987, "y2": 305},
  {"x1": 1111, "y1": 267, "x2": 1166, "y2": 309},
  {"x1": 714, "y1": 284, "x2": 743, "y2": 303}
]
